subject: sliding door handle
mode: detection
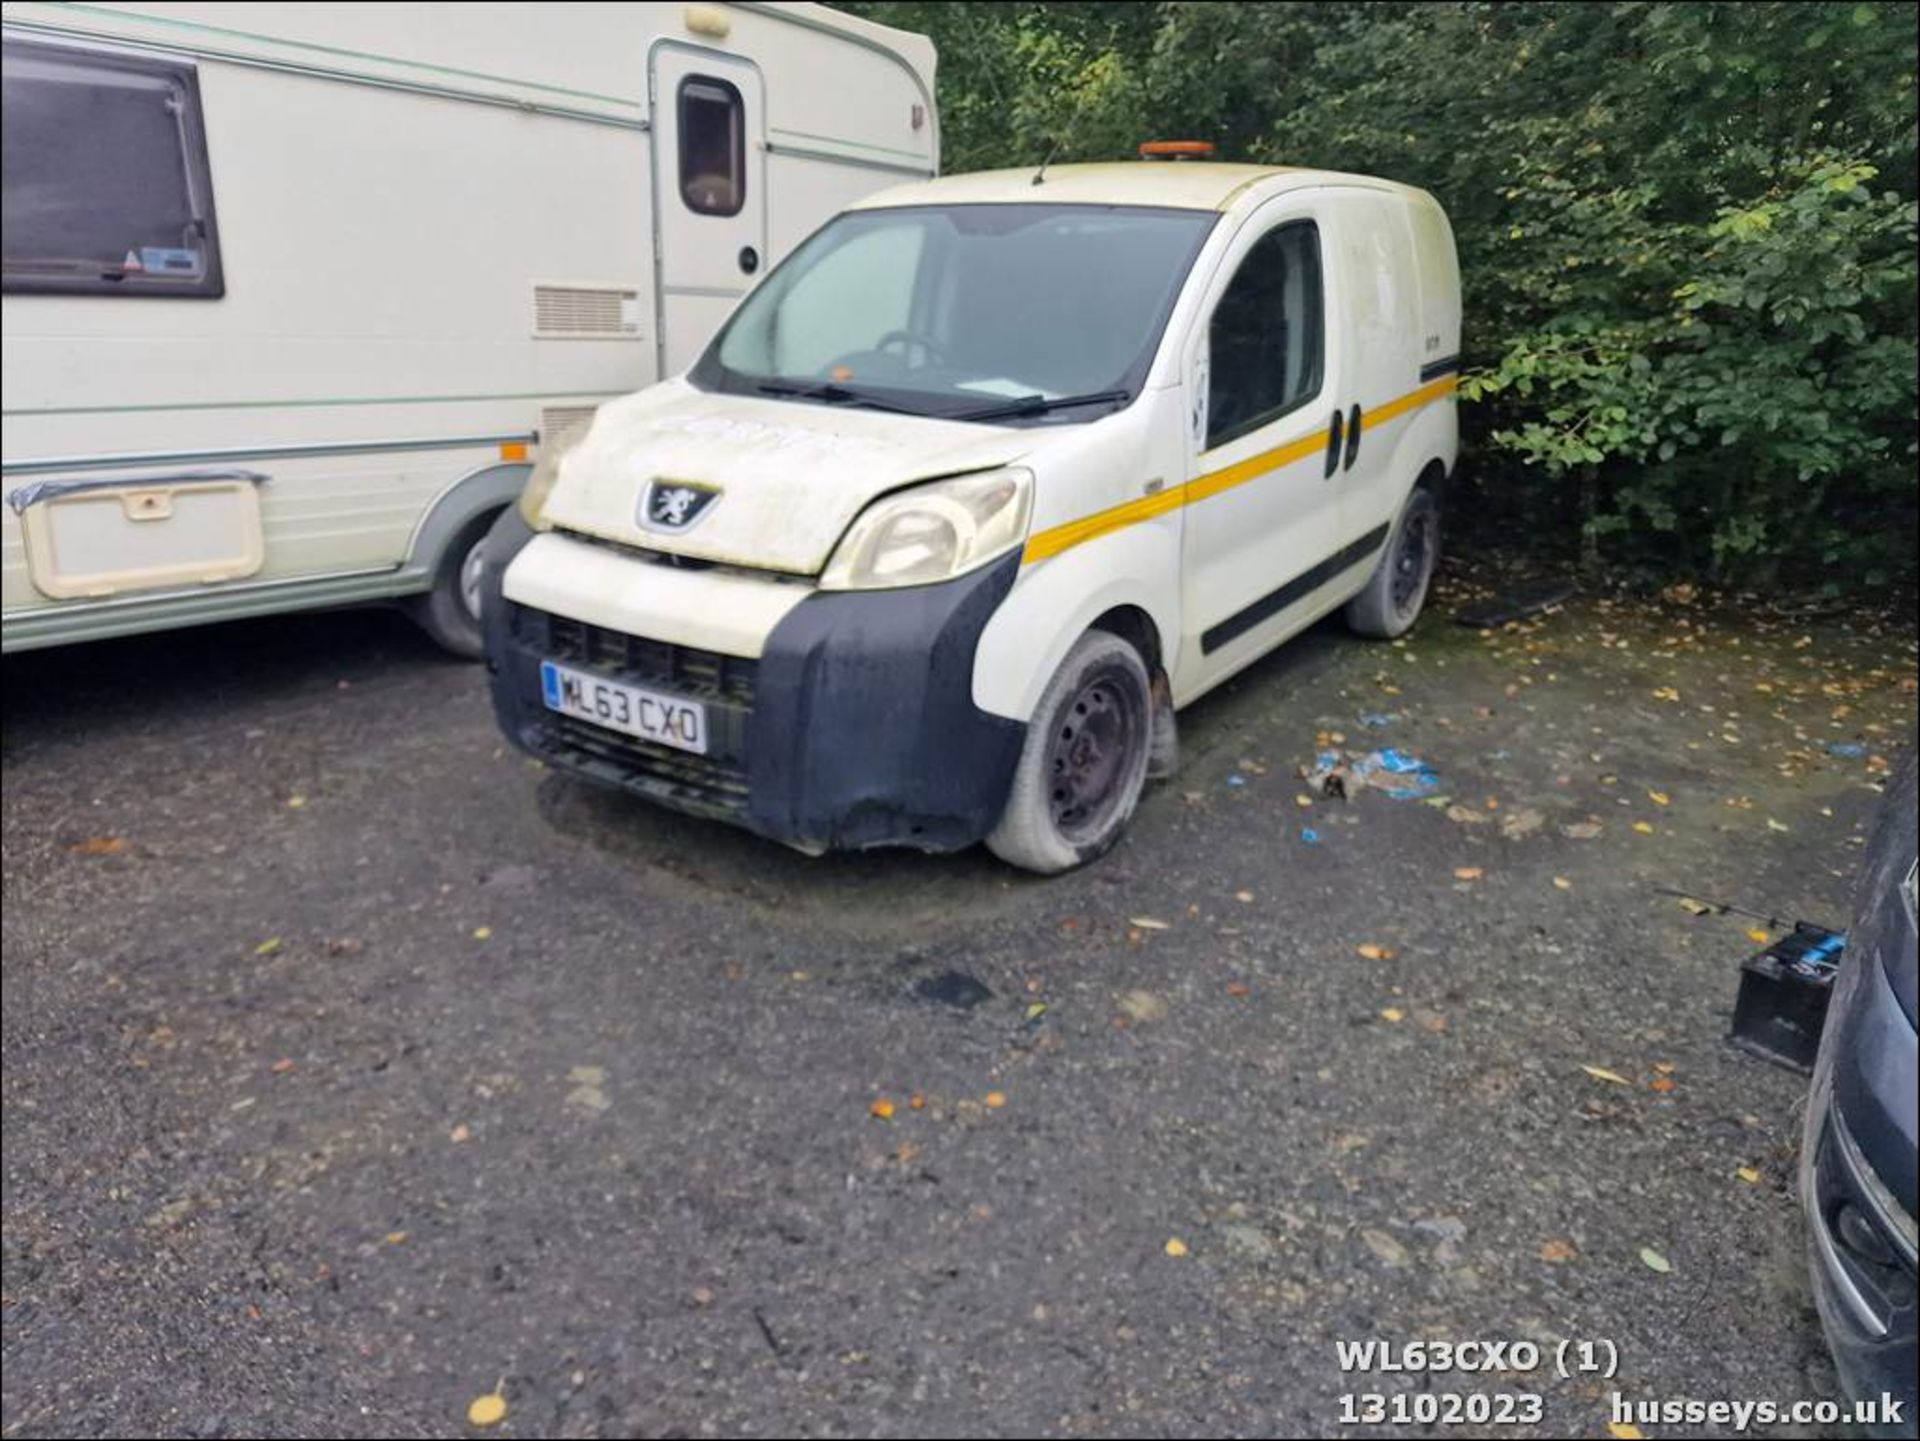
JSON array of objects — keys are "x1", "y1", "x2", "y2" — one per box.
[
  {"x1": 1323, "y1": 408, "x2": 1344, "y2": 478},
  {"x1": 1343, "y1": 403, "x2": 1362, "y2": 471}
]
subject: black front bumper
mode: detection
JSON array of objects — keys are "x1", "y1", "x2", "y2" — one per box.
[{"x1": 481, "y1": 511, "x2": 1026, "y2": 854}]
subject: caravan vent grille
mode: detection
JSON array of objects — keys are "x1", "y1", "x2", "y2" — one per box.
[
  {"x1": 540, "y1": 406, "x2": 600, "y2": 448},
  {"x1": 533, "y1": 283, "x2": 641, "y2": 338}
]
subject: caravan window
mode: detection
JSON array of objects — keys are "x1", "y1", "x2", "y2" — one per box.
[
  {"x1": 2, "y1": 38, "x2": 223, "y2": 297},
  {"x1": 678, "y1": 75, "x2": 744, "y2": 218}
]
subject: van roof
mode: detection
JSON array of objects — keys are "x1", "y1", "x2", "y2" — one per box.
[{"x1": 847, "y1": 162, "x2": 1415, "y2": 214}]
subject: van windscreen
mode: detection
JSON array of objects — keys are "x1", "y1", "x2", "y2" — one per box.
[{"x1": 695, "y1": 204, "x2": 1216, "y2": 423}]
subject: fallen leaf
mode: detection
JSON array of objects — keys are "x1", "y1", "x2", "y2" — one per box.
[
  {"x1": 1653, "y1": 1061, "x2": 1676, "y2": 1074},
  {"x1": 1379, "y1": 1007, "x2": 1405, "y2": 1023},
  {"x1": 1498, "y1": 806, "x2": 1546, "y2": 839},
  {"x1": 1539, "y1": 1238, "x2": 1577, "y2": 1263},
  {"x1": 1234, "y1": 889, "x2": 1255, "y2": 903},
  {"x1": 472, "y1": 926, "x2": 492, "y2": 941},
  {"x1": 468, "y1": 1391, "x2": 507, "y2": 1427},
  {"x1": 1453, "y1": 866, "x2": 1484, "y2": 881},
  {"x1": 449, "y1": 1124, "x2": 471, "y2": 1143},
  {"x1": 1649, "y1": 1076, "x2": 1676, "y2": 1093},
  {"x1": 384, "y1": 1230, "x2": 409, "y2": 1245},
  {"x1": 1164, "y1": 1237, "x2": 1189, "y2": 1258},
  {"x1": 1766, "y1": 817, "x2": 1790, "y2": 832},
  {"x1": 1652, "y1": 686, "x2": 1680, "y2": 702},
  {"x1": 270, "y1": 1058, "x2": 296, "y2": 1074},
  {"x1": 1360, "y1": 1228, "x2": 1410, "y2": 1267},
  {"x1": 869, "y1": 1098, "x2": 895, "y2": 1120},
  {"x1": 1746, "y1": 927, "x2": 1771, "y2": 944},
  {"x1": 1118, "y1": 990, "x2": 1168, "y2": 1023},
  {"x1": 67, "y1": 836, "x2": 128, "y2": 856},
  {"x1": 1581, "y1": 1064, "x2": 1632, "y2": 1086},
  {"x1": 909, "y1": 1093, "x2": 926, "y2": 1110},
  {"x1": 1676, "y1": 896, "x2": 1713, "y2": 915},
  {"x1": 984, "y1": 1091, "x2": 1007, "y2": 1109},
  {"x1": 254, "y1": 937, "x2": 283, "y2": 956},
  {"x1": 1129, "y1": 916, "x2": 1171, "y2": 931},
  {"x1": 1648, "y1": 790, "x2": 1671, "y2": 806},
  {"x1": 1226, "y1": 981, "x2": 1251, "y2": 997},
  {"x1": 1608, "y1": 1423, "x2": 1646, "y2": 1440},
  {"x1": 1736, "y1": 1166, "x2": 1761, "y2": 1184},
  {"x1": 1553, "y1": 876, "x2": 1574, "y2": 890},
  {"x1": 286, "y1": 794, "x2": 307, "y2": 809},
  {"x1": 1638, "y1": 1246, "x2": 1672, "y2": 1274},
  {"x1": 1632, "y1": 820, "x2": 1656, "y2": 835},
  {"x1": 1562, "y1": 820, "x2": 1604, "y2": 839},
  {"x1": 1356, "y1": 943, "x2": 1398, "y2": 961}
]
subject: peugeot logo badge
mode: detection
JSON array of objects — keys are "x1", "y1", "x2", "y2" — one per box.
[{"x1": 639, "y1": 479, "x2": 719, "y2": 532}]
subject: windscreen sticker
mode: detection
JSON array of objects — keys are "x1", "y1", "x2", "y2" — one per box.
[{"x1": 139, "y1": 247, "x2": 201, "y2": 274}]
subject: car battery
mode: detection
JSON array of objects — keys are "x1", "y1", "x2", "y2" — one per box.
[{"x1": 1728, "y1": 924, "x2": 1846, "y2": 1074}]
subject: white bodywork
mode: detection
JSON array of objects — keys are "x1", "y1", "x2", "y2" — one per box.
[
  {"x1": 507, "y1": 161, "x2": 1461, "y2": 725},
  {"x1": 0, "y1": 1, "x2": 937, "y2": 650}
]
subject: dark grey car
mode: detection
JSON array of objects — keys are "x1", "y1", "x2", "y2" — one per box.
[{"x1": 1802, "y1": 744, "x2": 1918, "y2": 1435}]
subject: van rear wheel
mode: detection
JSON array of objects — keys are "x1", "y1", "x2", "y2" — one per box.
[
  {"x1": 407, "y1": 508, "x2": 503, "y2": 659},
  {"x1": 1345, "y1": 485, "x2": 1439, "y2": 639},
  {"x1": 987, "y1": 630, "x2": 1153, "y2": 875}
]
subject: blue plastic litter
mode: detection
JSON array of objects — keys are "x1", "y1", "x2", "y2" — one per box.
[
  {"x1": 1358, "y1": 712, "x2": 1400, "y2": 728},
  {"x1": 1300, "y1": 827, "x2": 1321, "y2": 844},
  {"x1": 1351, "y1": 748, "x2": 1441, "y2": 799},
  {"x1": 1826, "y1": 741, "x2": 1868, "y2": 758},
  {"x1": 1226, "y1": 773, "x2": 1248, "y2": 788}
]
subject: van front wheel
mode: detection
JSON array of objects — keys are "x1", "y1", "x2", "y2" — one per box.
[{"x1": 987, "y1": 630, "x2": 1153, "y2": 875}]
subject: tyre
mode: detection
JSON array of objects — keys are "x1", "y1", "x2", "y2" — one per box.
[
  {"x1": 407, "y1": 508, "x2": 503, "y2": 659},
  {"x1": 1345, "y1": 484, "x2": 1439, "y2": 639},
  {"x1": 987, "y1": 629, "x2": 1154, "y2": 875}
]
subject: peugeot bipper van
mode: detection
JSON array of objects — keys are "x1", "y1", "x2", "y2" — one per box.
[{"x1": 481, "y1": 150, "x2": 1460, "y2": 873}]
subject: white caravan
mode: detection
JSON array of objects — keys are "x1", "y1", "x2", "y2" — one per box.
[
  {"x1": 482, "y1": 152, "x2": 1461, "y2": 872},
  {"x1": 0, "y1": 1, "x2": 937, "y2": 654}
]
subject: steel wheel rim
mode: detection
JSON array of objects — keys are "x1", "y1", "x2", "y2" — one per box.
[
  {"x1": 1047, "y1": 665, "x2": 1145, "y2": 844},
  {"x1": 458, "y1": 535, "x2": 488, "y2": 622},
  {"x1": 1391, "y1": 508, "x2": 1432, "y2": 614}
]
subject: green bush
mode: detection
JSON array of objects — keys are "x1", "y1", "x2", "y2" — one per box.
[{"x1": 840, "y1": 1, "x2": 1919, "y2": 591}]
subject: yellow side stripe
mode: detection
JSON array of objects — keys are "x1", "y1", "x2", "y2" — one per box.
[{"x1": 1021, "y1": 374, "x2": 1457, "y2": 566}]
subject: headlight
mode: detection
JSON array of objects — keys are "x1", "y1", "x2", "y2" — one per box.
[
  {"x1": 820, "y1": 468, "x2": 1032, "y2": 590},
  {"x1": 518, "y1": 427, "x2": 587, "y2": 529}
]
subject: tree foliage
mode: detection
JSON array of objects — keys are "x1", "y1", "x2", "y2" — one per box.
[{"x1": 839, "y1": 2, "x2": 1918, "y2": 590}]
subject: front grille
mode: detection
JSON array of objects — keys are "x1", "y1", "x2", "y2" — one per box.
[
  {"x1": 522, "y1": 608, "x2": 757, "y2": 705},
  {"x1": 512, "y1": 605, "x2": 757, "y2": 818}
]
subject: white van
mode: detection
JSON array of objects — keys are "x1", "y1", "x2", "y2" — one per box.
[
  {"x1": 483, "y1": 153, "x2": 1460, "y2": 872},
  {"x1": 0, "y1": 1, "x2": 936, "y2": 655}
]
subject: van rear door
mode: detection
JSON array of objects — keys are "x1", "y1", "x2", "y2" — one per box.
[{"x1": 650, "y1": 45, "x2": 767, "y2": 376}]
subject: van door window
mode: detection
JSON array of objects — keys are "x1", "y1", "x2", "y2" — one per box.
[
  {"x1": 678, "y1": 75, "x2": 745, "y2": 217},
  {"x1": 1205, "y1": 221, "x2": 1322, "y2": 448},
  {"x1": 1, "y1": 38, "x2": 223, "y2": 297}
]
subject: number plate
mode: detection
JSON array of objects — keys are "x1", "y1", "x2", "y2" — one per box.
[{"x1": 539, "y1": 660, "x2": 708, "y2": 754}]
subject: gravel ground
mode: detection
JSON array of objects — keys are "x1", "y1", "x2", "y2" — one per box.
[{"x1": 3, "y1": 571, "x2": 1914, "y2": 1439}]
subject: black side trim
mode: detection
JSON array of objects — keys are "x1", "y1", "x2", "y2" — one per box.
[
  {"x1": 1419, "y1": 354, "x2": 1462, "y2": 382},
  {"x1": 1201, "y1": 522, "x2": 1392, "y2": 655}
]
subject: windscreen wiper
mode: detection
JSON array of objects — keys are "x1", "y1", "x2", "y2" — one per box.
[
  {"x1": 755, "y1": 379, "x2": 926, "y2": 417},
  {"x1": 954, "y1": 389, "x2": 1133, "y2": 423}
]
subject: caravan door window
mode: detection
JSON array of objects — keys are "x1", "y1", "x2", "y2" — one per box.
[
  {"x1": 1, "y1": 38, "x2": 223, "y2": 297},
  {"x1": 677, "y1": 75, "x2": 745, "y2": 217}
]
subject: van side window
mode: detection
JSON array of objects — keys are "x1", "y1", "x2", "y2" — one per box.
[
  {"x1": 1205, "y1": 221, "x2": 1322, "y2": 448},
  {"x1": 1, "y1": 38, "x2": 223, "y2": 298},
  {"x1": 678, "y1": 75, "x2": 744, "y2": 218}
]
